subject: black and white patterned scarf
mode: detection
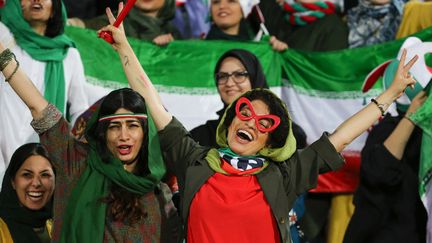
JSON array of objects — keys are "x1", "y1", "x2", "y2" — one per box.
[
  {"x1": 218, "y1": 148, "x2": 265, "y2": 171},
  {"x1": 347, "y1": 0, "x2": 405, "y2": 48}
]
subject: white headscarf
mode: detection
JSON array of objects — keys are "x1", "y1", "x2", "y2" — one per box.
[
  {"x1": 207, "y1": 0, "x2": 260, "y2": 17},
  {"x1": 239, "y1": 0, "x2": 260, "y2": 17}
]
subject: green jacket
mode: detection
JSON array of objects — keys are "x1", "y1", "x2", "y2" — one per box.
[{"x1": 159, "y1": 117, "x2": 344, "y2": 242}]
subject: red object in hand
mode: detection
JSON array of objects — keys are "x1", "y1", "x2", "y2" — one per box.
[
  {"x1": 98, "y1": 0, "x2": 137, "y2": 44},
  {"x1": 0, "y1": 0, "x2": 5, "y2": 8}
]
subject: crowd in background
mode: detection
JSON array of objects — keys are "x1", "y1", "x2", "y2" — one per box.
[{"x1": 0, "y1": 0, "x2": 431, "y2": 242}]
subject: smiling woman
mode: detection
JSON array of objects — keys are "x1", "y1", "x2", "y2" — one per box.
[
  {"x1": 0, "y1": 0, "x2": 89, "y2": 186},
  {"x1": 0, "y1": 1, "x2": 419, "y2": 242},
  {"x1": 0, "y1": 143, "x2": 54, "y2": 243},
  {"x1": 190, "y1": 49, "x2": 268, "y2": 147},
  {"x1": 88, "y1": 7, "x2": 418, "y2": 242}
]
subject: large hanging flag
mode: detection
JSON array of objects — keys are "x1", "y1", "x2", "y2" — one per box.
[{"x1": 65, "y1": 26, "x2": 432, "y2": 192}]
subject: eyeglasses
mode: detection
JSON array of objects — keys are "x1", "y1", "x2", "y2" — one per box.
[
  {"x1": 215, "y1": 71, "x2": 249, "y2": 85},
  {"x1": 235, "y1": 97, "x2": 281, "y2": 133}
]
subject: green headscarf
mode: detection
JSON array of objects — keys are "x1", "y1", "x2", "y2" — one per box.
[
  {"x1": 206, "y1": 89, "x2": 297, "y2": 173},
  {"x1": 410, "y1": 83, "x2": 432, "y2": 201},
  {"x1": 59, "y1": 91, "x2": 166, "y2": 243},
  {"x1": 0, "y1": 0, "x2": 74, "y2": 114}
]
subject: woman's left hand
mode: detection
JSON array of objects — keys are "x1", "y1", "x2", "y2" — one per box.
[
  {"x1": 387, "y1": 49, "x2": 418, "y2": 99},
  {"x1": 269, "y1": 36, "x2": 288, "y2": 52}
]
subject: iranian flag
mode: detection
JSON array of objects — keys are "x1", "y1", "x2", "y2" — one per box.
[{"x1": 65, "y1": 26, "x2": 432, "y2": 193}]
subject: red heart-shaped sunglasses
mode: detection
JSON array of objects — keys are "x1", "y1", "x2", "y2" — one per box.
[{"x1": 235, "y1": 97, "x2": 281, "y2": 133}]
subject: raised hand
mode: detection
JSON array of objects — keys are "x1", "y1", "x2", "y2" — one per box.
[
  {"x1": 387, "y1": 49, "x2": 418, "y2": 99},
  {"x1": 97, "y1": 2, "x2": 129, "y2": 51}
]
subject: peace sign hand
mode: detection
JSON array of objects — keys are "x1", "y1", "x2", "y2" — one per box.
[
  {"x1": 387, "y1": 49, "x2": 418, "y2": 99},
  {"x1": 97, "y1": 2, "x2": 128, "y2": 51}
]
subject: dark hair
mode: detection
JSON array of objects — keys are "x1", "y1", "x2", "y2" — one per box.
[
  {"x1": 7, "y1": 143, "x2": 53, "y2": 181},
  {"x1": 224, "y1": 90, "x2": 290, "y2": 148},
  {"x1": 214, "y1": 49, "x2": 269, "y2": 90},
  {"x1": 93, "y1": 88, "x2": 150, "y2": 224},
  {"x1": 156, "y1": 0, "x2": 176, "y2": 21},
  {"x1": 44, "y1": 0, "x2": 65, "y2": 37}
]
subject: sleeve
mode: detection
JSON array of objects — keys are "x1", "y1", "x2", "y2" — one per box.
[
  {"x1": 359, "y1": 117, "x2": 404, "y2": 188},
  {"x1": 31, "y1": 104, "x2": 88, "y2": 181},
  {"x1": 189, "y1": 123, "x2": 213, "y2": 147},
  {"x1": 0, "y1": 22, "x2": 15, "y2": 50},
  {"x1": 65, "y1": 48, "x2": 89, "y2": 126},
  {"x1": 158, "y1": 117, "x2": 209, "y2": 184},
  {"x1": 286, "y1": 132, "x2": 345, "y2": 194}
]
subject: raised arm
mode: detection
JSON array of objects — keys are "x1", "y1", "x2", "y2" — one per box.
[
  {"x1": 328, "y1": 49, "x2": 418, "y2": 152},
  {"x1": 98, "y1": 3, "x2": 172, "y2": 131},
  {"x1": 383, "y1": 91, "x2": 427, "y2": 159},
  {"x1": 0, "y1": 43, "x2": 48, "y2": 119}
]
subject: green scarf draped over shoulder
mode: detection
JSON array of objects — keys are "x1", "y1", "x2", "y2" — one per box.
[
  {"x1": 206, "y1": 89, "x2": 297, "y2": 174},
  {"x1": 0, "y1": 0, "x2": 74, "y2": 114},
  {"x1": 410, "y1": 85, "x2": 432, "y2": 202},
  {"x1": 59, "y1": 102, "x2": 166, "y2": 243}
]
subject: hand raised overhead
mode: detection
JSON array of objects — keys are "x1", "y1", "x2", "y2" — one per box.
[
  {"x1": 388, "y1": 49, "x2": 418, "y2": 99},
  {"x1": 97, "y1": 2, "x2": 129, "y2": 51}
]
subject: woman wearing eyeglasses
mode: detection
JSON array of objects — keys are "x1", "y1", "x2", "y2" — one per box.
[{"x1": 190, "y1": 49, "x2": 269, "y2": 147}]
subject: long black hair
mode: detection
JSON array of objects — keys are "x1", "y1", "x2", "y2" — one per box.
[
  {"x1": 0, "y1": 143, "x2": 54, "y2": 242},
  {"x1": 45, "y1": 0, "x2": 65, "y2": 37},
  {"x1": 90, "y1": 88, "x2": 151, "y2": 223},
  {"x1": 91, "y1": 88, "x2": 149, "y2": 175}
]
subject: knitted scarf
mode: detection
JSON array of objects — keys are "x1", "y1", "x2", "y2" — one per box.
[
  {"x1": 347, "y1": 0, "x2": 405, "y2": 48},
  {"x1": 59, "y1": 103, "x2": 166, "y2": 243},
  {"x1": 283, "y1": 1, "x2": 337, "y2": 26},
  {"x1": 0, "y1": 0, "x2": 74, "y2": 114},
  {"x1": 124, "y1": 0, "x2": 180, "y2": 40}
]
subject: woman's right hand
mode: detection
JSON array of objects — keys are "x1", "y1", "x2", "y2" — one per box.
[{"x1": 386, "y1": 49, "x2": 418, "y2": 100}]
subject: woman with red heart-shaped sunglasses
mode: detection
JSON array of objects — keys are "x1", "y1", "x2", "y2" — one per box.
[{"x1": 3, "y1": 6, "x2": 419, "y2": 241}]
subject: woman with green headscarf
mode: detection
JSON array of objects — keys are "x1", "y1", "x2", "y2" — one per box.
[
  {"x1": 1, "y1": 2, "x2": 420, "y2": 242},
  {"x1": 91, "y1": 4, "x2": 420, "y2": 242},
  {"x1": 0, "y1": 0, "x2": 89, "y2": 182},
  {"x1": 68, "y1": 0, "x2": 182, "y2": 46},
  {"x1": 0, "y1": 34, "x2": 167, "y2": 242}
]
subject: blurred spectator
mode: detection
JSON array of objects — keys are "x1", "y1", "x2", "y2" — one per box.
[
  {"x1": 347, "y1": 0, "x2": 407, "y2": 48},
  {"x1": 256, "y1": 0, "x2": 348, "y2": 51},
  {"x1": 344, "y1": 91, "x2": 428, "y2": 243},
  {"x1": 68, "y1": 0, "x2": 182, "y2": 46},
  {"x1": 0, "y1": 0, "x2": 88, "y2": 183},
  {"x1": 206, "y1": 0, "x2": 288, "y2": 52},
  {"x1": 171, "y1": 0, "x2": 210, "y2": 39},
  {"x1": 396, "y1": 1, "x2": 432, "y2": 39},
  {"x1": 344, "y1": 40, "x2": 431, "y2": 241}
]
